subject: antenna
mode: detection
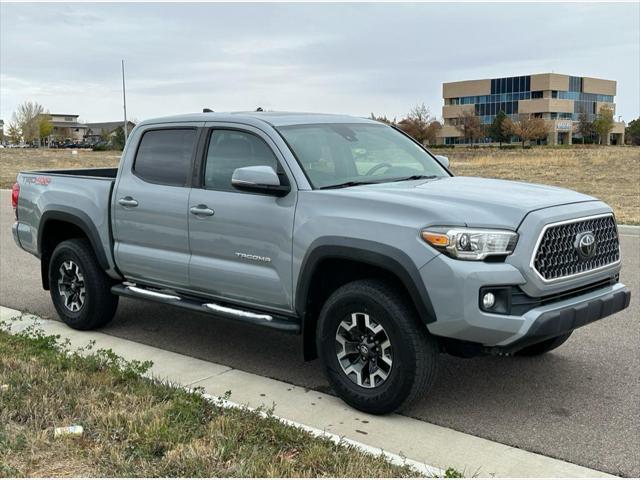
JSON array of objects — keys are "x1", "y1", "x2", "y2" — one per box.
[{"x1": 122, "y1": 59, "x2": 128, "y2": 138}]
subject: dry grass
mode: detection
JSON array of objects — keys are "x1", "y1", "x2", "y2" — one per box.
[
  {"x1": 0, "y1": 326, "x2": 423, "y2": 478},
  {"x1": 1, "y1": 145, "x2": 638, "y2": 223},
  {"x1": 0, "y1": 149, "x2": 121, "y2": 189},
  {"x1": 442, "y1": 146, "x2": 640, "y2": 224}
]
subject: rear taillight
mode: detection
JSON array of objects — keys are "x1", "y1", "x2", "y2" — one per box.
[{"x1": 11, "y1": 182, "x2": 19, "y2": 219}]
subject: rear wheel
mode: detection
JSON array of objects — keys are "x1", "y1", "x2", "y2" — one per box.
[
  {"x1": 515, "y1": 332, "x2": 572, "y2": 356},
  {"x1": 317, "y1": 279, "x2": 439, "y2": 414},
  {"x1": 49, "y1": 238, "x2": 118, "y2": 330}
]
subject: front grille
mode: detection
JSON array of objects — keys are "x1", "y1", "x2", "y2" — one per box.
[{"x1": 533, "y1": 214, "x2": 620, "y2": 281}]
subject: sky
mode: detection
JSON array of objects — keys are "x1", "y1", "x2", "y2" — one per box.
[{"x1": 1, "y1": 2, "x2": 639, "y2": 125}]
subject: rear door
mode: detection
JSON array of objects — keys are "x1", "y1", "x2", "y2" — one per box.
[
  {"x1": 113, "y1": 124, "x2": 200, "y2": 288},
  {"x1": 187, "y1": 124, "x2": 297, "y2": 312}
]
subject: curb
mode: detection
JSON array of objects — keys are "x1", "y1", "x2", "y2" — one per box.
[
  {"x1": 0, "y1": 306, "x2": 614, "y2": 478},
  {"x1": 618, "y1": 224, "x2": 640, "y2": 235}
]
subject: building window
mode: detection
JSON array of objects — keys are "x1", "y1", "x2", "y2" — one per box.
[
  {"x1": 569, "y1": 76, "x2": 583, "y2": 93},
  {"x1": 531, "y1": 91, "x2": 543, "y2": 99},
  {"x1": 552, "y1": 90, "x2": 558, "y2": 98},
  {"x1": 491, "y1": 76, "x2": 531, "y2": 95}
]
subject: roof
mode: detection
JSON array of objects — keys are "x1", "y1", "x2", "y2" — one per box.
[
  {"x1": 86, "y1": 121, "x2": 135, "y2": 134},
  {"x1": 49, "y1": 113, "x2": 80, "y2": 118},
  {"x1": 51, "y1": 121, "x2": 88, "y2": 128},
  {"x1": 138, "y1": 111, "x2": 378, "y2": 128}
]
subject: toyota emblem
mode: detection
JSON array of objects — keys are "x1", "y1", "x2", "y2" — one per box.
[{"x1": 575, "y1": 231, "x2": 597, "y2": 259}]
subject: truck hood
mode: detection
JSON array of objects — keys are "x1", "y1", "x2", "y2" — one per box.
[{"x1": 338, "y1": 176, "x2": 597, "y2": 229}]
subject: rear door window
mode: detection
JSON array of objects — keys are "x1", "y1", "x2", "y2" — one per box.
[{"x1": 134, "y1": 129, "x2": 196, "y2": 186}]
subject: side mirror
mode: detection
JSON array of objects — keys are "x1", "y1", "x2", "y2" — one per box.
[
  {"x1": 231, "y1": 166, "x2": 290, "y2": 197},
  {"x1": 435, "y1": 155, "x2": 450, "y2": 169}
]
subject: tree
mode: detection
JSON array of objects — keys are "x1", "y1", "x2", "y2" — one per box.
[
  {"x1": 38, "y1": 114, "x2": 53, "y2": 143},
  {"x1": 424, "y1": 120, "x2": 442, "y2": 145},
  {"x1": 13, "y1": 101, "x2": 45, "y2": 144},
  {"x1": 503, "y1": 115, "x2": 548, "y2": 148},
  {"x1": 487, "y1": 111, "x2": 509, "y2": 146},
  {"x1": 396, "y1": 103, "x2": 442, "y2": 145},
  {"x1": 369, "y1": 113, "x2": 395, "y2": 125},
  {"x1": 456, "y1": 110, "x2": 484, "y2": 145},
  {"x1": 576, "y1": 112, "x2": 594, "y2": 144},
  {"x1": 111, "y1": 126, "x2": 126, "y2": 150},
  {"x1": 592, "y1": 105, "x2": 614, "y2": 145},
  {"x1": 7, "y1": 121, "x2": 21, "y2": 144},
  {"x1": 625, "y1": 118, "x2": 640, "y2": 145}
]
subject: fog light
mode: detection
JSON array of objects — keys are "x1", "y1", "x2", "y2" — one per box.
[{"x1": 482, "y1": 292, "x2": 496, "y2": 309}]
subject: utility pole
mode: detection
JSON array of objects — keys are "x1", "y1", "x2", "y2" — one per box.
[{"x1": 122, "y1": 59, "x2": 128, "y2": 138}]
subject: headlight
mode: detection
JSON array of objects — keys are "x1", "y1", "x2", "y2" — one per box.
[{"x1": 421, "y1": 227, "x2": 518, "y2": 260}]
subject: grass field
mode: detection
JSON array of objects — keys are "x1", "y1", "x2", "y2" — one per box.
[
  {"x1": 0, "y1": 325, "x2": 429, "y2": 477},
  {"x1": 1, "y1": 146, "x2": 638, "y2": 223}
]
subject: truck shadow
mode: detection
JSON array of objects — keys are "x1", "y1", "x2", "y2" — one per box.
[{"x1": 103, "y1": 296, "x2": 591, "y2": 415}]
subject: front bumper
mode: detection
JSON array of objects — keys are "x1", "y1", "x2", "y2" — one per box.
[
  {"x1": 494, "y1": 285, "x2": 630, "y2": 353},
  {"x1": 420, "y1": 253, "x2": 630, "y2": 348}
]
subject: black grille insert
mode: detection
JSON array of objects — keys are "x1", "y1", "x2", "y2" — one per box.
[{"x1": 533, "y1": 215, "x2": 619, "y2": 281}]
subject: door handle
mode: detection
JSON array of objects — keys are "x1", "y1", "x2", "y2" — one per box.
[
  {"x1": 190, "y1": 205, "x2": 215, "y2": 216},
  {"x1": 118, "y1": 196, "x2": 138, "y2": 207}
]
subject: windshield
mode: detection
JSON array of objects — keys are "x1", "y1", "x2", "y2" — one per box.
[{"x1": 278, "y1": 123, "x2": 450, "y2": 189}]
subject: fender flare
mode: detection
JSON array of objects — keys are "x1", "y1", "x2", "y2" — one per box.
[
  {"x1": 38, "y1": 208, "x2": 111, "y2": 288},
  {"x1": 296, "y1": 237, "x2": 437, "y2": 359}
]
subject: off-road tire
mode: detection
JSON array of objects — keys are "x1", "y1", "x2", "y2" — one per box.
[
  {"x1": 49, "y1": 238, "x2": 118, "y2": 330},
  {"x1": 317, "y1": 279, "x2": 439, "y2": 414},
  {"x1": 515, "y1": 332, "x2": 573, "y2": 356}
]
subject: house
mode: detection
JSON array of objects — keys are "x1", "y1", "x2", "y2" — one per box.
[
  {"x1": 45, "y1": 114, "x2": 88, "y2": 143},
  {"x1": 85, "y1": 121, "x2": 136, "y2": 143}
]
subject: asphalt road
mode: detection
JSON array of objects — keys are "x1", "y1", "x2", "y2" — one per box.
[{"x1": 1, "y1": 190, "x2": 638, "y2": 476}]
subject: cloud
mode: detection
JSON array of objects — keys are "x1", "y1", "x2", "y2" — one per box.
[{"x1": 1, "y1": 3, "x2": 638, "y2": 123}]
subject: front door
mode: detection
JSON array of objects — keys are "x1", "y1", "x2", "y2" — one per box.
[
  {"x1": 113, "y1": 126, "x2": 199, "y2": 288},
  {"x1": 188, "y1": 125, "x2": 296, "y2": 312}
]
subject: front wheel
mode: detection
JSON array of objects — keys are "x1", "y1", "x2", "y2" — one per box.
[
  {"x1": 49, "y1": 238, "x2": 119, "y2": 330},
  {"x1": 317, "y1": 279, "x2": 439, "y2": 414}
]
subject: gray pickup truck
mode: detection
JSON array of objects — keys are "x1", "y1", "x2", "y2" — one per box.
[{"x1": 12, "y1": 112, "x2": 630, "y2": 414}]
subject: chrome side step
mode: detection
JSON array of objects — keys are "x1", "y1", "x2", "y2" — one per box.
[
  {"x1": 127, "y1": 285, "x2": 181, "y2": 301},
  {"x1": 203, "y1": 303, "x2": 273, "y2": 321},
  {"x1": 110, "y1": 283, "x2": 299, "y2": 333}
]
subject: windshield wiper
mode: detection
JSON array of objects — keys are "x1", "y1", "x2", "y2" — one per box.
[
  {"x1": 319, "y1": 180, "x2": 379, "y2": 190},
  {"x1": 388, "y1": 175, "x2": 438, "y2": 183}
]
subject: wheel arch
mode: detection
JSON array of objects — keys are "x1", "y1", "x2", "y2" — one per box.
[
  {"x1": 38, "y1": 209, "x2": 110, "y2": 290},
  {"x1": 296, "y1": 237, "x2": 437, "y2": 360}
]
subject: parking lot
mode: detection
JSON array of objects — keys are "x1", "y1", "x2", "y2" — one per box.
[{"x1": 1, "y1": 190, "x2": 638, "y2": 476}]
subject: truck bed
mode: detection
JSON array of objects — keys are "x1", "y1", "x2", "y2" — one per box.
[{"x1": 15, "y1": 168, "x2": 118, "y2": 276}]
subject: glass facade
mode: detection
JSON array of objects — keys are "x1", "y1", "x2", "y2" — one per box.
[
  {"x1": 550, "y1": 113, "x2": 573, "y2": 120},
  {"x1": 569, "y1": 76, "x2": 583, "y2": 92},
  {"x1": 444, "y1": 74, "x2": 615, "y2": 144},
  {"x1": 558, "y1": 91, "x2": 613, "y2": 102},
  {"x1": 491, "y1": 75, "x2": 530, "y2": 94}
]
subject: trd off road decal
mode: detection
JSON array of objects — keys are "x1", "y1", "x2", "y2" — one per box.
[{"x1": 24, "y1": 176, "x2": 52, "y2": 186}]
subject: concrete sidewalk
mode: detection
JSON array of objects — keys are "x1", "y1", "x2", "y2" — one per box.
[{"x1": 1, "y1": 306, "x2": 614, "y2": 478}]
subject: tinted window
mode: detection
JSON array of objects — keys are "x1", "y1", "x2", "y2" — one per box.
[
  {"x1": 204, "y1": 130, "x2": 278, "y2": 191},
  {"x1": 134, "y1": 129, "x2": 196, "y2": 186}
]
